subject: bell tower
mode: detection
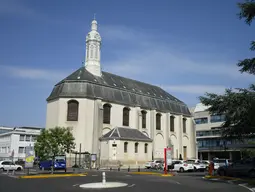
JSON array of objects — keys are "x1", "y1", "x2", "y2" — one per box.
[{"x1": 84, "y1": 18, "x2": 102, "y2": 76}]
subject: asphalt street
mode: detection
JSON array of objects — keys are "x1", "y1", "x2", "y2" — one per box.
[{"x1": 0, "y1": 171, "x2": 251, "y2": 192}]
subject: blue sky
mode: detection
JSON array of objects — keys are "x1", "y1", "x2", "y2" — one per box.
[{"x1": 0, "y1": 0, "x2": 254, "y2": 127}]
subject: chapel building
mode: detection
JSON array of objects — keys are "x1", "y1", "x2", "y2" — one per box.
[{"x1": 46, "y1": 19, "x2": 196, "y2": 168}]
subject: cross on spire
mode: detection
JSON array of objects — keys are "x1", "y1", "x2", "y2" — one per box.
[{"x1": 93, "y1": 13, "x2": 96, "y2": 20}]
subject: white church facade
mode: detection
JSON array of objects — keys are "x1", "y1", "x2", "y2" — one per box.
[{"x1": 46, "y1": 19, "x2": 196, "y2": 168}]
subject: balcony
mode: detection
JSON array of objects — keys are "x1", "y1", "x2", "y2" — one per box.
[{"x1": 196, "y1": 130, "x2": 221, "y2": 138}]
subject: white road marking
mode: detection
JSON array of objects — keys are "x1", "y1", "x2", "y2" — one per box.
[
  {"x1": 73, "y1": 184, "x2": 79, "y2": 187},
  {"x1": 239, "y1": 184, "x2": 255, "y2": 192},
  {"x1": 128, "y1": 184, "x2": 135, "y2": 187}
]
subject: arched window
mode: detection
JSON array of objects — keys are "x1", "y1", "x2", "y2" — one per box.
[
  {"x1": 103, "y1": 104, "x2": 111, "y2": 124},
  {"x1": 123, "y1": 107, "x2": 130, "y2": 126},
  {"x1": 67, "y1": 100, "x2": 79, "y2": 121},
  {"x1": 124, "y1": 142, "x2": 128, "y2": 153},
  {"x1": 144, "y1": 143, "x2": 148, "y2": 153},
  {"x1": 183, "y1": 118, "x2": 187, "y2": 133},
  {"x1": 135, "y1": 142, "x2": 139, "y2": 153},
  {"x1": 90, "y1": 45, "x2": 93, "y2": 58},
  {"x1": 141, "y1": 110, "x2": 147, "y2": 128},
  {"x1": 95, "y1": 45, "x2": 98, "y2": 59},
  {"x1": 156, "y1": 113, "x2": 161, "y2": 130},
  {"x1": 170, "y1": 116, "x2": 175, "y2": 132}
]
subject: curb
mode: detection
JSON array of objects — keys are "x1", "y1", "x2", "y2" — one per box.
[
  {"x1": 203, "y1": 176, "x2": 255, "y2": 192},
  {"x1": 130, "y1": 172, "x2": 174, "y2": 177},
  {"x1": 19, "y1": 173, "x2": 87, "y2": 179}
]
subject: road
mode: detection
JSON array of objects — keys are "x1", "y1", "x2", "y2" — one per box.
[{"x1": 0, "y1": 171, "x2": 250, "y2": 192}]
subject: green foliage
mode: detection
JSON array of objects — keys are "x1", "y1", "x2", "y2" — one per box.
[
  {"x1": 238, "y1": 0, "x2": 255, "y2": 25},
  {"x1": 34, "y1": 127, "x2": 75, "y2": 160},
  {"x1": 241, "y1": 141, "x2": 255, "y2": 157},
  {"x1": 237, "y1": 0, "x2": 255, "y2": 74},
  {"x1": 199, "y1": 0, "x2": 255, "y2": 141}
]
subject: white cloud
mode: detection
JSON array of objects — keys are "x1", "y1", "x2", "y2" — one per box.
[
  {"x1": 162, "y1": 85, "x2": 227, "y2": 94},
  {"x1": 0, "y1": 66, "x2": 68, "y2": 82},
  {"x1": 101, "y1": 25, "x2": 253, "y2": 82}
]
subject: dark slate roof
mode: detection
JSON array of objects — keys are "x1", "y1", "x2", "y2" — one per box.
[
  {"x1": 47, "y1": 67, "x2": 191, "y2": 116},
  {"x1": 99, "y1": 127, "x2": 153, "y2": 142}
]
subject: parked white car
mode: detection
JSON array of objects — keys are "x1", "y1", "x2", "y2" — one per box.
[
  {"x1": 145, "y1": 160, "x2": 163, "y2": 169},
  {"x1": 213, "y1": 158, "x2": 232, "y2": 170},
  {"x1": 186, "y1": 159, "x2": 206, "y2": 172},
  {"x1": 0, "y1": 161, "x2": 23, "y2": 171},
  {"x1": 171, "y1": 160, "x2": 194, "y2": 172}
]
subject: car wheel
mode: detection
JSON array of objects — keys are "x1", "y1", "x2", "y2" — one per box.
[
  {"x1": 179, "y1": 167, "x2": 184, "y2": 172},
  {"x1": 16, "y1": 167, "x2": 22, "y2": 171},
  {"x1": 248, "y1": 170, "x2": 255, "y2": 178}
]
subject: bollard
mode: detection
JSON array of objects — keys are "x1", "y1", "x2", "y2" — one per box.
[
  {"x1": 7, "y1": 169, "x2": 9, "y2": 174},
  {"x1": 102, "y1": 172, "x2": 106, "y2": 185},
  {"x1": 138, "y1": 166, "x2": 140, "y2": 172},
  {"x1": 118, "y1": 167, "x2": 120, "y2": 171},
  {"x1": 12, "y1": 170, "x2": 15, "y2": 175},
  {"x1": 128, "y1": 166, "x2": 130, "y2": 172},
  {"x1": 97, "y1": 167, "x2": 99, "y2": 170},
  {"x1": 110, "y1": 167, "x2": 112, "y2": 171}
]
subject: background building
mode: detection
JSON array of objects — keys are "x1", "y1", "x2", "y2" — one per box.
[
  {"x1": 46, "y1": 19, "x2": 197, "y2": 168},
  {"x1": 191, "y1": 103, "x2": 242, "y2": 161},
  {"x1": 0, "y1": 126, "x2": 42, "y2": 161}
]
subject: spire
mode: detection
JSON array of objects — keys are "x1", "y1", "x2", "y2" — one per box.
[
  {"x1": 91, "y1": 13, "x2": 97, "y2": 31},
  {"x1": 84, "y1": 17, "x2": 102, "y2": 76}
]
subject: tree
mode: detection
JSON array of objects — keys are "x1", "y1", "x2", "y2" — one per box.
[
  {"x1": 199, "y1": 0, "x2": 255, "y2": 141},
  {"x1": 241, "y1": 142, "x2": 255, "y2": 158},
  {"x1": 34, "y1": 127, "x2": 75, "y2": 161}
]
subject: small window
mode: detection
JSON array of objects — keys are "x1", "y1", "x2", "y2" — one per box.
[
  {"x1": 19, "y1": 135, "x2": 25, "y2": 141},
  {"x1": 25, "y1": 135, "x2": 30, "y2": 141},
  {"x1": 124, "y1": 142, "x2": 128, "y2": 153},
  {"x1": 18, "y1": 147, "x2": 24, "y2": 154},
  {"x1": 135, "y1": 142, "x2": 139, "y2": 153},
  {"x1": 144, "y1": 143, "x2": 148, "y2": 153}
]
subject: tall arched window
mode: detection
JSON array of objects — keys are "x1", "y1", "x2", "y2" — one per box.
[
  {"x1": 183, "y1": 118, "x2": 187, "y2": 133},
  {"x1": 156, "y1": 113, "x2": 161, "y2": 130},
  {"x1": 141, "y1": 110, "x2": 147, "y2": 128},
  {"x1": 103, "y1": 104, "x2": 111, "y2": 124},
  {"x1": 67, "y1": 100, "x2": 79, "y2": 121},
  {"x1": 144, "y1": 143, "x2": 148, "y2": 153},
  {"x1": 170, "y1": 115, "x2": 175, "y2": 132},
  {"x1": 123, "y1": 107, "x2": 130, "y2": 126},
  {"x1": 135, "y1": 142, "x2": 139, "y2": 153},
  {"x1": 124, "y1": 142, "x2": 128, "y2": 153}
]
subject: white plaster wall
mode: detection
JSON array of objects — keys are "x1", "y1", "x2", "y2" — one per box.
[
  {"x1": 105, "y1": 140, "x2": 152, "y2": 163},
  {"x1": 100, "y1": 141, "x2": 109, "y2": 159},
  {"x1": 46, "y1": 100, "x2": 59, "y2": 128},
  {"x1": 46, "y1": 97, "x2": 196, "y2": 162},
  {"x1": 46, "y1": 98, "x2": 95, "y2": 153}
]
